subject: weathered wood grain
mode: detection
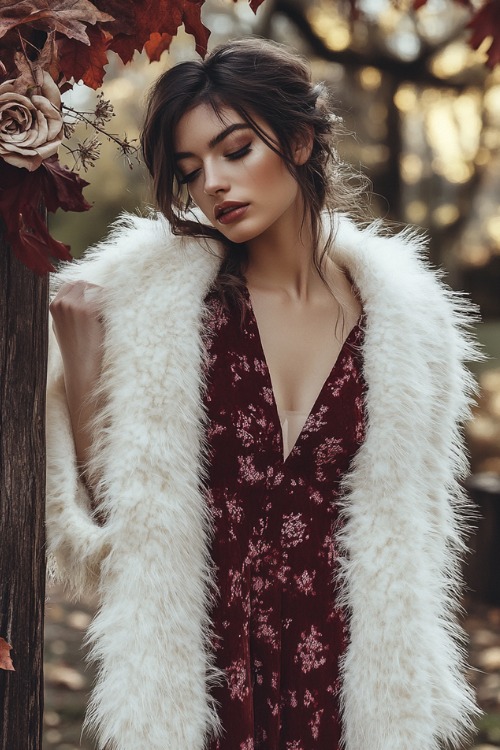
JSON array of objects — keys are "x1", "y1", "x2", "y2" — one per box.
[{"x1": 0, "y1": 231, "x2": 47, "y2": 749}]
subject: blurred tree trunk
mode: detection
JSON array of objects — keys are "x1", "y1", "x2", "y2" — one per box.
[
  {"x1": 371, "y1": 77, "x2": 402, "y2": 220},
  {"x1": 0, "y1": 225, "x2": 47, "y2": 750}
]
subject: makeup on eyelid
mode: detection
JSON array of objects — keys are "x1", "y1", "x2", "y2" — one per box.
[{"x1": 178, "y1": 142, "x2": 253, "y2": 184}]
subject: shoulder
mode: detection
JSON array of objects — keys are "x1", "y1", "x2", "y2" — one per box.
[
  {"x1": 332, "y1": 213, "x2": 467, "y2": 312},
  {"x1": 50, "y1": 210, "x2": 221, "y2": 296},
  {"x1": 331, "y1": 213, "x2": 482, "y2": 366},
  {"x1": 333, "y1": 214, "x2": 439, "y2": 293},
  {"x1": 51, "y1": 212, "x2": 166, "y2": 290}
]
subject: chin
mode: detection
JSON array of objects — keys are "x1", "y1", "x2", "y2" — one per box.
[
  {"x1": 219, "y1": 221, "x2": 272, "y2": 246},
  {"x1": 222, "y1": 231, "x2": 259, "y2": 246}
]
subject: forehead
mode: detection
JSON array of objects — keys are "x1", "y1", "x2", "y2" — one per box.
[{"x1": 174, "y1": 103, "x2": 245, "y2": 151}]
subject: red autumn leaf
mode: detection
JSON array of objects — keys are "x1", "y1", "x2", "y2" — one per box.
[
  {"x1": 107, "y1": 35, "x2": 138, "y2": 65},
  {"x1": 183, "y1": 1, "x2": 210, "y2": 58},
  {"x1": 249, "y1": 0, "x2": 266, "y2": 11},
  {"x1": 57, "y1": 25, "x2": 109, "y2": 88},
  {"x1": 99, "y1": 0, "x2": 210, "y2": 63},
  {"x1": 0, "y1": 158, "x2": 90, "y2": 273},
  {"x1": 468, "y1": 0, "x2": 500, "y2": 68},
  {"x1": 19, "y1": 203, "x2": 74, "y2": 273},
  {"x1": 92, "y1": 0, "x2": 134, "y2": 37},
  {"x1": 0, "y1": 0, "x2": 114, "y2": 45},
  {"x1": 0, "y1": 637, "x2": 15, "y2": 672},
  {"x1": 40, "y1": 156, "x2": 91, "y2": 213},
  {"x1": 144, "y1": 32, "x2": 174, "y2": 63}
]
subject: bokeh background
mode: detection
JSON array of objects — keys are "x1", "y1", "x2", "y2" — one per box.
[{"x1": 44, "y1": 1, "x2": 500, "y2": 747}]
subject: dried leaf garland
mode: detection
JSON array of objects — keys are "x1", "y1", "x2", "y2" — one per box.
[
  {"x1": 0, "y1": 158, "x2": 90, "y2": 273},
  {"x1": 0, "y1": 1, "x2": 114, "y2": 45}
]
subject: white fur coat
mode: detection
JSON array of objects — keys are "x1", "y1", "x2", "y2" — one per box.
[{"x1": 46, "y1": 212, "x2": 481, "y2": 750}]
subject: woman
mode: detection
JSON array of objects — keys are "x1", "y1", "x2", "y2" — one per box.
[{"x1": 47, "y1": 38, "x2": 480, "y2": 750}]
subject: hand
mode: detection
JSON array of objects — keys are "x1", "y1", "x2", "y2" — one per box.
[{"x1": 50, "y1": 280, "x2": 105, "y2": 396}]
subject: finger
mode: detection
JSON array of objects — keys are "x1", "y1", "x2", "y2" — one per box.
[
  {"x1": 82, "y1": 284, "x2": 103, "y2": 304},
  {"x1": 52, "y1": 280, "x2": 87, "y2": 304}
]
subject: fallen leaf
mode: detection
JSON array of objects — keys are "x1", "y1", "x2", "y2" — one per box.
[{"x1": 0, "y1": 637, "x2": 15, "y2": 671}]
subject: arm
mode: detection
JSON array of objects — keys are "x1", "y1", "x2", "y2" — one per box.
[
  {"x1": 46, "y1": 279, "x2": 111, "y2": 595},
  {"x1": 49, "y1": 280, "x2": 104, "y2": 507}
]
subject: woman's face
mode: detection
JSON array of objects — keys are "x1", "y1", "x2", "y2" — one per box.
[{"x1": 174, "y1": 103, "x2": 308, "y2": 245}]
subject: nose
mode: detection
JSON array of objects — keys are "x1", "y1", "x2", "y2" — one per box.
[{"x1": 203, "y1": 161, "x2": 229, "y2": 196}]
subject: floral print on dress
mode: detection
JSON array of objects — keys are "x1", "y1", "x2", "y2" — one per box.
[{"x1": 202, "y1": 286, "x2": 366, "y2": 750}]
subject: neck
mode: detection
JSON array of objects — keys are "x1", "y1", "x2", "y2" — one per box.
[{"x1": 245, "y1": 210, "x2": 323, "y2": 302}]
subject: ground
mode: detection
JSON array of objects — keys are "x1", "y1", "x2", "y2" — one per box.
[{"x1": 43, "y1": 583, "x2": 500, "y2": 749}]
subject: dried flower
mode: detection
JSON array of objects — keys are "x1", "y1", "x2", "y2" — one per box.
[
  {"x1": 62, "y1": 101, "x2": 138, "y2": 170},
  {"x1": 73, "y1": 135, "x2": 101, "y2": 171},
  {"x1": 93, "y1": 92, "x2": 114, "y2": 127},
  {"x1": 118, "y1": 135, "x2": 139, "y2": 168},
  {"x1": 63, "y1": 121, "x2": 76, "y2": 139},
  {"x1": 0, "y1": 71, "x2": 63, "y2": 171}
]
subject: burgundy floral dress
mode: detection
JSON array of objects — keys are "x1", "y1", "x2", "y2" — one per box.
[{"x1": 202, "y1": 285, "x2": 365, "y2": 750}]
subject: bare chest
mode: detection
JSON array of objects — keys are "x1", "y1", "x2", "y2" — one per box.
[{"x1": 248, "y1": 290, "x2": 361, "y2": 416}]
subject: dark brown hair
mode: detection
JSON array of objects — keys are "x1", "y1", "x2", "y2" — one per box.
[{"x1": 141, "y1": 37, "x2": 368, "y2": 309}]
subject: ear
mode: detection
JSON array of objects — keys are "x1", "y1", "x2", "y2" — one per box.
[{"x1": 293, "y1": 126, "x2": 314, "y2": 166}]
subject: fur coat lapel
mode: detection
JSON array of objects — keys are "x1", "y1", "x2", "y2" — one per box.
[{"x1": 46, "y1": 212, "x2": 480, "y2": 750}]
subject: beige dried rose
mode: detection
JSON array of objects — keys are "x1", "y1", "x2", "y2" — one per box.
[{"x1": 0, "y1": 72, "x2": 63, "y2": 172}]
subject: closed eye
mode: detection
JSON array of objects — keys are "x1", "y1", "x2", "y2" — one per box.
[
  {"x1": 178, "y1": 169, "x2": 200, "y2": 185},
  {"x1": 178, "y1": 143, "x2": 252, "y2": 185},
  {"x1": 225, "y1": 143, "x2": 252, "y2": 160}
]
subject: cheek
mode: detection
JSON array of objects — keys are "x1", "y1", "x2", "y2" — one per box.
[
  {"x1": 257, "y1": 156, "x2": 299, "y2": 206},
  {"x1": 251, "y1": 150, "x2": 285, "y2": 185},
  {"x1": 245, "y1": 154, "x2": 296, "y2": 207}
]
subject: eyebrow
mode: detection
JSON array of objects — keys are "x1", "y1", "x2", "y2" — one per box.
[{"x1": 174, "y1": 123, "x2": 252, "y2": 161}]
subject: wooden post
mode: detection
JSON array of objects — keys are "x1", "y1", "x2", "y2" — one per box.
[
  {"x1": 465, "y1": 472, "x2": 500, "y2": 605},
  {"x1": 0, "y1": 228, "x2": 47, "y2": 750}
]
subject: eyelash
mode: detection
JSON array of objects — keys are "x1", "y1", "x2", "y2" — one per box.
[{"x1": 179, "y1": 143, "x2": 252, "y2": 185}]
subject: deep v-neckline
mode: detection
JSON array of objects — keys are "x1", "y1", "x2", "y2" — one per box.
[{"x1": 243, "y1": 286, "x2": 362, "y2": 463}]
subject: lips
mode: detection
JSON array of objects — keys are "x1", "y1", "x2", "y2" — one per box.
[{"x1": 214, "y1": 201, "x2": 249, "y2": 222}]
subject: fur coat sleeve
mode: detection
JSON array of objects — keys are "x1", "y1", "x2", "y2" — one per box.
[{"x1": 45, "y1": 211, "x2": 482, "y2": 750}]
